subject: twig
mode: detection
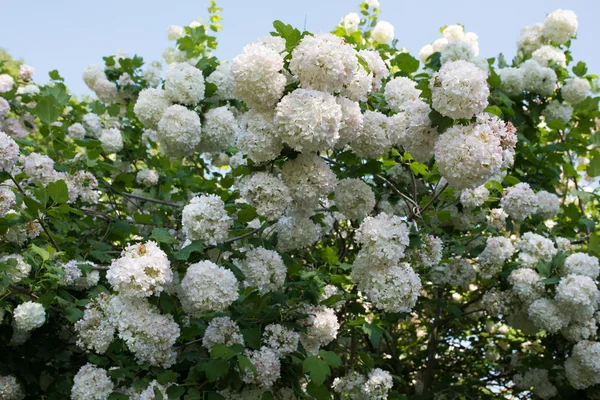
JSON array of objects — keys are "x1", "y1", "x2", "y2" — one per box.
[
  {"x1": 100, "y1": 180, "x2": 182, "y2": 208},
  {"x1": 9, "y1": 285, "x2": 39, "y2": 300},
  {"x1": 420, "y1": 182, "x2": 449, "y2": 214},
  {"x1": 222, "y1": 224, "x2": 270, "y2": 245}
]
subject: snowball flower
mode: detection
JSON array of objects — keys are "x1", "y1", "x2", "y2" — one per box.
[
  {"x1": 0, "y1": 254, "x2": 31, "y2": 283},
  {"x1": 234, "y1": 246, "x2": 286, "y2": 293},
  {"x1": 200, "y1": 106, "x2": 237, "y2": 153},
  {"x1": 508, "y1": 268, "x2": 544, "y2": 305},
  {"x1": 231, "y1": 41, "x2": 286, "y2": 111},
  {"x1": 180, "y1": 261, "x2": 239, "y2": 315},
  {"x1": 13, "y1": 301, "x2": 45, "y2": 331},
  {"x1": 238, "y1": 172, "x2": 291, "y2": 221},
  {"x1": 565, "y1": 340, "x2": 600, "y2": 389},
  {"x1": 563, "y1": 253, "x2": 600, "y2": 279},
  {"x1": 0, "y1": 97, "x2": 9, "y2": 120},
  {"x1": 0, "y1": 187, "x2": 16, "y2": 218},
  {"x1": 0, "y1": 74, "x2": 14, "y2": 93},
  {"x1": 516, "y1": 232, "x2": 557, "y2": 266},
  {"x1": 360, "y1": 263, "x2": 421, "y2": 313},
  {"x1": 535, "y1": 190, "x2": 560, "y2": 219},
  {"x1": 237, "y1": 109, "x2": 282, "y2": 163},
  {"x1": 263, "y1": 323, "x2": 299, "y2": 355},
  {"x1": 99, "y1": 128, "x2": 123, "y2": 154},
  {"x1": 408, "y1": 234, "x2": 443, "y2": 268},
  {"x1": 0, "y1": 375, "x2": 24, "y2": 400},
  {"x1": 0, "y1": 130, "x2": 20, "y2": 172},
  {"x1": 518, "y1": 23, "x2": 545, "y2": 55},
  {"x1": 289, "y1": 33, "x2": 358, "y2": 93},
  {"x1": 167, "y1": 25, "x2": 184, "y2": 40},
  {"x1": 157, "y1": 104, "x2": 202, "y2": 157},
  {"x1": 281, "y1": 153, "x2": 337, "y2": 211},
  {"x1": 501, "y1": 183, "x2": 538, "y2": 221},
  {"x1": 430, "y1": 60, "x2": 489, "y2": 119},
  {"x1": 532, "y1": 45, "x2": 567, "y2": 68},
  {"x1": 478, "y1": 236, "x2": 514, "y2": 279},
  {"x1": 71, "y1": 364, "x2": 114, "y2": 400},
  {"x1": 385, "y1": 77, "x2": 422, "y2": 113},
  {"x1": 67, "y1": 123, "x2": 86, "y2": 140},
  {"x1": 364, "y1": 368, "x2": 394, "y2": 400},
  {"x1": 543, "y1": 9, "x2": 578, "y2": 45},
  {"x1": 164, "y1": 63, "x2": 205, "y2": 105},
  {"x1": 275, "y1": 213, "x2": 321, "y2": 252},
  {"x1": 242, "y1": 347, "x2": 281, "y2": 388},
  {"x1": 355, "y1": 212, "x2": 410, "y2": 266},
  {"x1": 460, "y1": 185, "x2": 489, "y2": 209},
  {"x1": 528, "y1": 298, "x2": 570, "y2": 333},
  {"x1": 555, "y1": 274, "x2": 599, "y2": 313},
  {"x1": 206, "y1": 63, "x2": 235, "y2": 100},
  {"x1": 372, "y1": 21, "x2": 394, "y2": 43},
  {"x1": 521, "y1": 60, "x2": 557, "y2": 97},
  {"x1": 513, "y1": 368, "x2": 558, "y2": 400},
  {"x1": 440, "y1": 40, "x2": 475, "y2": 65},
  {"x1": 542, "y1": 100, "x2": 573, "y2": 124},
  {"x1": 133, "y1": 88, "x2": 171, "y2": 130},
  {"x1": 182, "y1": 194, "x2": 232, "y2": 245},
  {"x1": 107, "y1": 241, "x2": 173, "y2": 297},
  {"x1": 357, "y1": 49, "x2": 389, "y2": 90},
  {"x1": 18, "y1": 64, "x2": 35, "y2": 80},
  {"x1": 334, "y1": 178, "x2": 375, "y2": 220},
  {"x1": 562, "y1": 78, "x2": 590, "y2": 104},
  {"x1": 136, "y1": 169, "x2": 159, "y2": 187},
  {"x1": 498, "y1": 67, "x2": 525, "y2": 96},
  {"x1": 274, "y1": 89, "x2": 342, "y2": 152},
  {"x1": 434, "y1": 121, "x2": 503, "y2": 189},
  {"x1": 202, "y1": 316, "x2": 244, "y2": 350},
  {"x1": 298, "y1": 305, "x2": 339, "y2": 355},
  {"x1": 430, "y1": 257, "x2": 476, "y2": 289},
  {"x1": 82, "y1": 113, "x2": 103, "y2": 138},
  {"x1": 335, "y1": 97, "x2": 363, "y2": 148},
  {"x1": 342, "y1": 13, "x2": 360, "y2": 34},
  {"x1": 350, "y1": 110, "x2": 390, "y2": 158}
]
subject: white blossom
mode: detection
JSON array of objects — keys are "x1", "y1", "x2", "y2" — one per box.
[
  {"x1": 334, "y1": 178, "x2": 375, "y2": 220},
  {"x1": 501, "y1": 183, "x2": 538, "y2": 222},
  {"x1": 164, "y1": 63, "x2": 205, "y2": 105},
  {"x1": 234, "y1": 246, "x2": 286, "y2": 293},
  {"x1": 71, "y1": 364, "x2": 114, "y2": 400},
  {"x1": 180, "y1": 261, "x2": 239, "y2": 315},
  {"x1": 13, "y1": 301, "x2": 45, "y2": 331},
  {"x1": 133, "y1": 88, "x2": 171, "y2": 130},
  {"x1": 543, "y1": 9, "x2": 578, "y2": 45},
  {"x1": 182, "y1": 194, "x2": 232, "y2": 245},
  {"x1": 281, "y1": 153, "x2": 337, "y2": 211},
  {"x1": 157, "y1": 104, "x2": 202, "y2": 157},
  {"x1": 372, "y1": 21, "x2": 394, "y2": 44},
  {"x1": 202, "y1": 316, "x2": 244, "y2": 350},
  {"x1": 239, "y1": 172, "x2": 291, "y2": 221},
  {"x1": 200, "y1": 106, "x2": 237, "y2": 153},
  {"x1": 562, "y1": 78, "x2": 590, "y2": 104}
]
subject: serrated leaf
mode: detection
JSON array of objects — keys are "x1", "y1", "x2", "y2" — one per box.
[
  {"x1": 150, "y1": 227, "x2": 177, "y2": 244},
  {"x1": 205, "y1": 359, "x2": 229, "y2": 382},
  {"x1": 393, "y1": 53, "x2": 419, "y2": 75},
  {"x1": 318, "y1": 350, "x2": 342, "y2": 367},
  {"x1": 210, "y1": 344, "x2": 238, "y2": 360},
  {"x1": 175, "y1": 241, "x2": 204, "y2": 261},
  {"x1": 64, "y1": 307, "x2": 83, "y2": 323},
  {"x1": 572, "y1": 61, "x2": 588, "y2": 77},
  {"x1": 362, "y1": 323, "x2": 383, "y2": 347},
  {"x1": 47, "y1": 179, "x2": 69, "y2": 204}
]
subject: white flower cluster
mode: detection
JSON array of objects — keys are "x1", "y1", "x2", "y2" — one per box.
[
  {"x1": 532, "y1": 45, "x2": 566, "y2": 68},
  {"x1": 389, "y1": 99, "x2": 437, "y2": 162},
  {"x1": 513, "y1": 368, "x2": 557, "y2": 400},
  {"x1": 157, "y1": 104, "x2": 202, "y2": 158},
  {"x1": 562, "y1": 78, "x2": 590, "y2": 104},
  {"x1": 0, "y1": 74, "x2": 15, "y2": 93},
  {"x1": 142, "y1": 60, "x2": 163, "y2": 88},
  {"x1": 275, "y1": 213, "x2": 321, "y2": 252},
  {"x1": 237, "y1": 110, "x2": 282, "y2": 163},
  {"x1": 99, "y1": 128, "x2": 123, "y2": 154},
  {"x1": 133, "y1": 88, "x2": 171, "y2": 130},
  {"x1": 0, "y1": 186, "x2": 15, "y2": 217},
  {"x1": 478, "y1": 237, "x2": 514, "y2": 279},
  {"x1": 281, "y1": 154, "x2": 337, "y2": 211},
  {"x1": 298, "y1": 304, "x2": 340, "y2": 355},
  {"x1": 334, "y1": 178, "x2": 375, "y2": 220},
  {"x1": 351, "y1": 110, "x2": 391, "y2": 158},
  {"x1": 333, "y1": 368, "x2": 393, "y2": 400},
  {"x1": 82, "y1": 113, "x2": 103, "y2": 138},
  {"x1": 242, "y1": 346, "x2": 281, "y2": 388},
  {"x1": 501, "y1": 183, "x2": 538, "y2": 221},
  {"x1": 0, "y1": 254, "x2": 31, "y2": 283},
  {"x1": 555, "y1": 274, "x2": 599, "y2": 322},
  {"x1": 67, "y1": 123, "x2": 86, "y2": 140},
  {"x1": 234, "y1": 246, "x2": 286, "y2": 293},
  {"x1": 262, "y1": 323, "x2": 299, "y2": 355},
  {"x1": 0, "y1": 98, "x2": 9, "y2": 120},
  {"x1": 430, "y1": 257, "x2": 476, "y2": 289},
  {"x1": 181, "y1": 194, "x2": 232, "y2": 245},
  {"x1": 507, "y1": 268, "x2": 544, "y2": 306},
  {"x1": 202, "y1": 316, "x2": 245, "y2": 350},
  {"x1": 434, "y1": 120, "x2": 503, "y2": 189},
  {"x1": 542, "y1": 100, "x2": 573, "y2": 124},
  {"x1": 563, "y1": 253, "x2": 599, "y2": 279},
  {"x1": 372, "y1": 21, "x2": 394, "y2": 44},
  {"x1": 419, "y1": 24, "x2": 479, "y2": 63},
  {"x1": 231, "y1": 40, "x2": 286, "y2": 111},
  {"x1": 521, "y1": 60, "x2": 558, "y2": 96},
  {"x1": 460, "y1": 186, "x2": 490, "y2": 209},
  {"x1": 408, "y1": 234, "x2": 443, "y2": 268},
  {"x1": 535, "y1": 190, "x2": 560, "y2": 219},
  {"x1": 238, "y1": 172, "x2": 291, "y2": 221},
  {"x1": 0, "y1": 131, "x2": 19, "y2": 172},
  {"x1": 565, "y1": 340, "x2": 600, "y2": 389},
  {"x1": 13, "y1": 301, "x2": 45, "y2": 331},
  {"x1": 58, "y1": 260, "x2": 99, "y2": 289},
  {"x1": 274, "y1": 89, "x2": 342, "y2": 153},
  {"x1": 71, "y1": 364, "x2": 114, "y2": 400},
  {"x1": 430, "y1": 60, "x2": 489, "y2": 120},
  {"x1": 518, "y1": 10, "x2": 577, "y2": 56},
  {"x1": 528, "y1": 297, "x2": 570, "y2": 333},
  {"x1": 0, "y1": 375, "x2": 24, "y2": 400},
  {"x1": 515, "y1": 232, "x2": 557, "y2": 266},
  {"x1": 385, "y1": 77, "x2": 421, "y2": 113},
  {"x1": 74, "y1": 294, "x2": 115, "y2": 354},
  {"x1": 207, "y1": 63, "x2": 235, "y2": 100},
  {"x1": 355, "y1": 213, "x2": 410, "y2": 267},
  {"x1": 107, "y1": 241, "x2": 172, "y2": 297},
  {"x1": 179, "y1": 260, "x2": 239, "y2": 315},
  {"x1": 359, "y1": 262, "x2": 422, "y2": 313},
  {"x1": 201, "y1": 106, "x2": 237, "y2": 153},
  {"x1": 289, "y1": 33, "x2": 357, "y2": 93},
  {"x1": 136, "y1": 169, "x2": 159, "y2": 187},
  {"x1": 165, "y1": 63, "x2": 205, "y2": 105},
  {"x1": 106, "y1": 295, "x2": 180, "y2": 367}
]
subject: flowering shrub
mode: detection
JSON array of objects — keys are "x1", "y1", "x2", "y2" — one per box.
[{"x1": 0, "y1": 1, "x2": 600, "y2": 399}]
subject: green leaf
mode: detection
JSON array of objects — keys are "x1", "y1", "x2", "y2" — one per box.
[
  {"x1": 64, "y1": 307, "x2": 83, "y2": 323},
  {"x1": 166, "y1": 386, "x2": 187, "y2": 398},
  {"x1": 47, "y1": 180, "x2": 69, "y2": 204},
  {"x1": 237, "y1": 354, "x2": 257, "y2": 377},
  {"x1": 540, "y1": 276, "x2": 560, "y2": 284},
  {"x1": 237, "y1": 207, "x2": 258, "y2": 224},
  {"x1": 175, "y1": 241, "x2": 204, "y2": 261},
  {"x1": 34, "y1": 96, "x2": 63, "y2": 125},
  {"x1": 484, "y1": 105, "x2": 503, "y2": 118},
  {"x1": 410, "y1": 162, "x2": 429, "y2": 176},
  {"x1": 393, "y1": 53, "x2": 419, "y2": 75},
  {"x1": 31, "y1": 243, "x2": 50, "y2": 261},
  {"x1": 150, "y1": 228, "x2": 177, "y2": 244},
  {"x1": 303, "y1": 355, "x2": 330, "y2": 385},
  {"x1": 318, "y1": 350, "x2": 342, "y2": 367},
  {"x1": 362, "y1": 323, "x2": 383, "y2": 347},
  {"x1": 320, "y1": 246, "x2": 339, "y2": 265},
  {"x1": 572, "y1": 61, "x2": 588, "y2": 77},
  {"x1": 210, "y1": 344, "x2": 238, "y2": 360},
  {"x1": 205, "y1": 359, "x2": 229, "y2": 382},
  {"x1": 487, "y1": 67, "x2": 501, "y2": 87},
  {"x1": 587, "y1": 153, "x2": 600, "y2": 177},
  {"x1": 48, "y1": 70, "x2": 64, "y2": 81}
]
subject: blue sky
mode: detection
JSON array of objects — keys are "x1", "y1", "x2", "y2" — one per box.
[{"x1": 1, "y1": 0, "x2": 598, "y2": 95}]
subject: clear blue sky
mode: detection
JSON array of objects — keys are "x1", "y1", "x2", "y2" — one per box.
[{"x1": 1, "y1": 0, "x2": 598, "y2": 96}]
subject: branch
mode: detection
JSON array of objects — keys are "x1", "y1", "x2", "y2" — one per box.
[
  {"x1": 420, "y1": 182, "x2": 449, "y2": 214},
  {"x1": 100, "y1": 180, "x2": 182, "y2": 208},
  {"x1": 222, "y1": 223, "x2": 271, "y2": 245},
  {"x1": 9, "y1": 285, "x2": 39, "y2": 300}
]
